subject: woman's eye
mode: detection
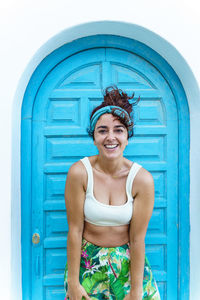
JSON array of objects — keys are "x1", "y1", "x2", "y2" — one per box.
[
  {"x1": 98, "y1": 130, "x2": 106, "y2": 134},
  {"x1": 97, "y1": 129, "x2": 124, "y2": 134}
]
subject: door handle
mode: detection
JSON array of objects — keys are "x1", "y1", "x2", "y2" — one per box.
[
  {"x1": 32, "y1": 233, "x2": 40, "y2": 245},
  {"x1": 32, "y1": 233, "x2": 41, "y2": 277}
]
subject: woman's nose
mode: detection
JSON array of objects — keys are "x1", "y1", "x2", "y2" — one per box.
[{"x1": 106, "y1": 130, "x2": 115, "y2": 140}]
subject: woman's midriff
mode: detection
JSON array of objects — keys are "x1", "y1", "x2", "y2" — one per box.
[{"x1": 83, "y1": 221, "x2": 130, "y2": 247}]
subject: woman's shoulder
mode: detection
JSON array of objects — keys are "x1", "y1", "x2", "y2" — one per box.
[
  {"x1": 67, "y1": 159, "x2": 87, "y2": 180},
  {"x1": 135, "y1": 166, "x2": 153, "y2": 183},
  {"x1": 66, "y1": 160, "x2": 88, "y2": 192},
  {"x1": 132, "y1": 165, "x2": 154, "y2": 196}
]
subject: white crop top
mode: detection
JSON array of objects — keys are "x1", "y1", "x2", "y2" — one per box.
[{"x1": 80, "y1": 157, "x2": 142, "y2": 226}]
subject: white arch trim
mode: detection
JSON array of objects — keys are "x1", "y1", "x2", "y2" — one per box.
[{"x1": 11, "y1": 21, "x2": 200, "y2": 300}]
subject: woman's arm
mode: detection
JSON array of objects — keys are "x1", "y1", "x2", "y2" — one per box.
[
  {"x1": 65, "y1": 161, "x2": 90, "y2": 299},
  {"x1": 126, "y1": 168, "x2": 155, "y2": 300}
]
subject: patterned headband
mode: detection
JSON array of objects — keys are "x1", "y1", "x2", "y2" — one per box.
[{"x1": 89, "y1": 105, "x2": 132, "y2": 136}]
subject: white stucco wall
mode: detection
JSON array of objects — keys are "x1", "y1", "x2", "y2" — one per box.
[{"x1": 0, "y1": 0, "x2": 199, "y2": 299}]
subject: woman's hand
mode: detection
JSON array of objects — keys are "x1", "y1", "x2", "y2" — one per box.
[
  {"x1": 66, "y1": 282, "x2": 91, "y2": 300},
  {"x1": 124, "y1": 289, "x2": 143, "y2": 300}
]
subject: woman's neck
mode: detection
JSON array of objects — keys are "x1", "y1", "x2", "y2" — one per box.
[{"x1": 95, "y1": 155, "x2": 125, "y2": 176}]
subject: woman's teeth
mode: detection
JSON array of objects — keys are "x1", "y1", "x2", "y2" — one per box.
[{"x1": 104, "y1": 144, "x2": 118, "y2": 149}]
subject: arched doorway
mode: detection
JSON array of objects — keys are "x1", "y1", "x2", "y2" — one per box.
[{"x1": 21, "y1": 34, "x2": 189, "y2": 300}]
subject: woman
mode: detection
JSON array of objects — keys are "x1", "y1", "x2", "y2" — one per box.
[{"x1": 64, "y1": 86, "x2": 160, "y2": 300}]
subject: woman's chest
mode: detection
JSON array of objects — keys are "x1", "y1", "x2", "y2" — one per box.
[{"x1": 93, "y1": 171, "x2": 129, "y2": 205}]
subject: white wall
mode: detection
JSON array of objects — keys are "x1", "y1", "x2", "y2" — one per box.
[{"x1": 0, "y1": 0, "x2": 199, "y2": 299}]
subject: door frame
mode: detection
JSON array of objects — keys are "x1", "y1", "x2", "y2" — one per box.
[{"x1": 20, "y1": 34, "x2": 190, "y2": 299}]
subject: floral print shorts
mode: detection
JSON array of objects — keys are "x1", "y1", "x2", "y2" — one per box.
[{"x1": 64, "y1": 238, "x2": 160, "y2": 300}]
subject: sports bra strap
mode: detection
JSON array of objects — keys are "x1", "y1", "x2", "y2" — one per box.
[
  {"x1": 80, "y1": 157, "x2": 93, "y2": 194},
  {"x1": 126, "y1": 162, "x2": 142, "y2": 197}
]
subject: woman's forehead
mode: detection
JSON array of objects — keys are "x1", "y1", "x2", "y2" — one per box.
[{"x1": 96, "y1": 113, "x2": 122, "y2": 125}]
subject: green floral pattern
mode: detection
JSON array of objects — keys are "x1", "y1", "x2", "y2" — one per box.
[{"x1": 64, "y1": 239, "x2": 160, "y2": 299}]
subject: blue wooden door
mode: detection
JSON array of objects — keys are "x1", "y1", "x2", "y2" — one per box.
[{"x1": 21, "y1": 36, "x2": 189, "y2": 300}]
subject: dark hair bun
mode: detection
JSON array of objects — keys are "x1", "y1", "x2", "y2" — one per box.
[
  {"x1": 102, "y1": 85, "x2": 138, "y2": 114},
  {"x1": 88, "y1": 85, "x2": 140, "y2": 139}
]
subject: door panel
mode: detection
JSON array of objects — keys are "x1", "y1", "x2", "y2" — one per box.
[{"x1": 31, "y1": 47, "x2": 178, "y2": 300}]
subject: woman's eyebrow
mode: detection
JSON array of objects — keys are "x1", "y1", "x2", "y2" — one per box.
[
  {"x1": 96, "y1": 125, "x2": 126, "y2": 129},
  {"x1": 114, "y1": 125, "x2": 126, "y2": 128},
  {"x1": 96, "y1": 125, "x2": 107, "y2": 129}
]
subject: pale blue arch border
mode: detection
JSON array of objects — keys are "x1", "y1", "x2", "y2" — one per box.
[
  {"x1": 22, "y1": 34, "x2": 189, "y2": 299},
  {"x1": 11, "y1": 21, "x2": 200, "y2": 300}
]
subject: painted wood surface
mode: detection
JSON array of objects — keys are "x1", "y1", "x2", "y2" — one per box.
[{"x1": 21, "y1": 35, "x2": 190, "y2": 300}]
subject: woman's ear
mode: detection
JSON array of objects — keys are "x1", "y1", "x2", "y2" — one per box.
[
  {"x1": 126, "y1": 131, "x2": 129, "y2": 145},
  {"x1": 93, "y1": 134, "x2": 96, "y2": 145}
]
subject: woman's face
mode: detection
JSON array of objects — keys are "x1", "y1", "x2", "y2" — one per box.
[{"x1": 93, "y1": 113, "x2": 128, "y2": 159}]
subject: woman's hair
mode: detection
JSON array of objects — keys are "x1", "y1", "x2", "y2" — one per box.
[{"x1": 88, "y1": 85, "x2": 140, "y2": 139}]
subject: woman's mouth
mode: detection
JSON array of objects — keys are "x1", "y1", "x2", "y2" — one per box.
[{"x1": 104, "y1": 144, "x2": 119, "y2": 150}]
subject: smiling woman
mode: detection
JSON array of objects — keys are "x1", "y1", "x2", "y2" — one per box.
[{"x1": 64, "y1": 86, "x2": 161, "y2": 299}]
